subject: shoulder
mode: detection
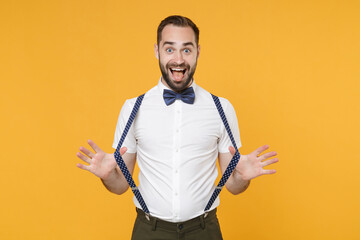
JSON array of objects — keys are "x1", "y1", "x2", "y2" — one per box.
[
  {"x1": 218, "y1": 97, "x2": 233, "y2": 111},
  {"x1": 123, "y1": 84, "x2": 162, "y2": 108},
  {"x1": 195, "y1": 84, "x2": 233, "y2": 110}
]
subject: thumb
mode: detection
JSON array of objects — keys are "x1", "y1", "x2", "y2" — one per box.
[
  {"x1": 120, "y1": 147, "x2": 128, "y2": 156},
  {"x1": 228, "y1": 146, "x2": 236, "y2": 155}
]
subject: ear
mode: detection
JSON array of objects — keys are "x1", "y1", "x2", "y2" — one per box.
[
  {"x1": 154, "y1": 43, "x2": 159, "y2": 60},
  {"x1": 196, "y1": 45, "x2": 201, "y2": 60}
]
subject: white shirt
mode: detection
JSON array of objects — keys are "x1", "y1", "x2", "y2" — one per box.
[{"x1": 113, "y1": 79, "x2": 241, "y2": 222}]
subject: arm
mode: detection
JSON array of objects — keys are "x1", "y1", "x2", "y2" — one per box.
[
  {"x1": 76, "y1": 139, "x2": 136, "y2": 195},
  {"x1": 100, "y1": 151, "x2": 136, "y2": 195},
  {"x1": 218, "y1": 145, "x2": 278, "y2": 195},
  {"x1": 219, "y1": 151, "x2": 251, "y2": 195}
]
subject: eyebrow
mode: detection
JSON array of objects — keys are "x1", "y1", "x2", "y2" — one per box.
[{"x1": 162, "y1": 41, "x2": 195, "y2": 47}]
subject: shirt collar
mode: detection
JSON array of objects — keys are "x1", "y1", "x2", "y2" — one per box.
[{"x1": 157, "y1": 77, "x2": 197, "y2": 94}]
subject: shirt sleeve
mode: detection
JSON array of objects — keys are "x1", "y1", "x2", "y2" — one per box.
[
  {"x1": 217, "y1": 98, "x2": 241, "y2": 153},
  {"x1": 112, "y1": 99, "x2": 137, "y2": 153}
]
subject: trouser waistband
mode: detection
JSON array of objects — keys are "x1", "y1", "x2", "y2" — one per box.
[{"x1": 135, "y1": 208, "x2": 217, "y2": 232}]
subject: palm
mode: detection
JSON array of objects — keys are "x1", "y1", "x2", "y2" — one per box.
[
  {"x1": 236, "y1": 154, "x2": 263, "y2": 180},
  {"x1": 76, "y1": 139, "x2": 126, "y2": 179},
  {"x1": 89, "y1": 151, "x2": 117, "y2": 179},
  {"x1": 230, "y1": 145, "x2": 278, "y2": 181}
]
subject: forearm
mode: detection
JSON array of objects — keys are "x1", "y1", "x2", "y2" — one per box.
[
  {"x1": 225, "y1": 169, "x2": 251, "y2": 195},
  {"x1": 219, "y1": 152, "x2": 251, "y2": 195},
  {"x1": 101, "y1": 167, "x2": 130, "y2": 195}
]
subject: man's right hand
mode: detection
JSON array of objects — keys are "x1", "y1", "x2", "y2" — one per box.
[{"x1": 76, "y1": 139, "x2": 127, "y2": 180}]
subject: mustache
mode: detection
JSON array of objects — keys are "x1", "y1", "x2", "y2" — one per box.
[{"x1": 166, "y1": 62, "x2": 190, "y2": 69}]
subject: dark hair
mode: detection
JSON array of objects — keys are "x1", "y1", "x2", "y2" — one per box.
[{"x1": 157, "y1": 15, "x2": 200, "y2": 46}]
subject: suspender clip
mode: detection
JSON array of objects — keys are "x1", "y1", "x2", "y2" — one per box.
[{"x1": 145, "y1": 213, "x2": 150, "y2": 221}]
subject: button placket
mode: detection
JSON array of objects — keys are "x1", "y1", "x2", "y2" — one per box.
[{"x1": 172, "y1": 100, "x2": 182, "y2": 220}]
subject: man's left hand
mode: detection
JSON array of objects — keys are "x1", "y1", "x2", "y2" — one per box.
[{"x1": 229, "y1": 145, "x2": 278, "y2": 181}]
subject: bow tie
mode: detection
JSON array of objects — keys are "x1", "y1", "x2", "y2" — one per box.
[{"x1": 163, "y1": 87, "x2": 195, "y2": 106}]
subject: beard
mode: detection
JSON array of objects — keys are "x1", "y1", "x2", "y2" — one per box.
[{"x1": 159, "y1": 58, "x2": 197, "y2": 93}]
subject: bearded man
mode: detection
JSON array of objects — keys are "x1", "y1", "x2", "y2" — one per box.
[{"x1": 76, "y1": 15, "x2": 278, "y2": 240}]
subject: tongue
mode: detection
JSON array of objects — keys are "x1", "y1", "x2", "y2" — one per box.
[{"x1": 173, "y1": 71, "x2": 184, "y2": 81}]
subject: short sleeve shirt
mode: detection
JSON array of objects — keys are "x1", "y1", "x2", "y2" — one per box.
[{"x1": 113, "y1": 79, "x2": 241, "y2": 222}]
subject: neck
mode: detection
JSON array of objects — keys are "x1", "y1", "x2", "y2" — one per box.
[{"x1": 161, "y1": 77, "x2": 194, "y2": 93}]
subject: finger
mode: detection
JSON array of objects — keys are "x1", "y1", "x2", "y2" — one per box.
[
  {"x1": 228, "y1": 146, "x2": 236, "y2": 155},
  {"x1": 88, "y1": 139, "x2": 102, "y2": 153},
  {"x1": 261, "y1": 158, "x2": 279, "y2": 167},
  {"x1": 259, "y1": 151, "x2": 277, "y2": 161},
  {"x1": 76, "y1": 163, "x2": 91, "y2": 171},
  {"x1": 76, "y1": 152, "x2": 91, "y2": 164},
  {"x1": 120, "y1": 147, "x2": 128, "y2": 156},
  {"x1": 79, "y1": 146, "x2": 95, "y2": 159},
  {"x1": 253, "y1": 145, "x2": 269, "y2": 157},
  {"x1": 262, "y1": 169, "x2": 277, "y2": 175}
]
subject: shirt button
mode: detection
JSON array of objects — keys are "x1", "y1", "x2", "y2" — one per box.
[
  {"x1": 176, "y1": 149, "x2": 179, "y2": 152},
  {"x1": 175, "y1": 192, "x2": 178, "y2": 196},
  {"x1": 176, "y1": 129, "x2": 179, "y2": 133},
  {"x1": 175, "y1": 170, "x2": 178, "y2": 174}
]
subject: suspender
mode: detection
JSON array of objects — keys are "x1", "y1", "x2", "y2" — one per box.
[
  {"x1": 204, "y1": 95, "x2": 241, "y2": 212},
  {"x1": 113, "y1": 93, "x2": 241, "y2": 217},
  {"x1": 113, "y1": 94, "x2": 150, "y2": 215}
]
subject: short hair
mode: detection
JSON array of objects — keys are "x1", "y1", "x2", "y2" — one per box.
[{"x1": 157, "y1": 15, "x2": 200, "y2": 46}]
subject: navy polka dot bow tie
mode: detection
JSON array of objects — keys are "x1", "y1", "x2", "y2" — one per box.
[{"x1": 163, "y1": 87, "x2": 195, "y2": 106}]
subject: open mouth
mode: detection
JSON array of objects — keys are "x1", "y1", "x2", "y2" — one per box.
[{"x1": 170, "y1": 68, "x2": 187, "y2": 81}]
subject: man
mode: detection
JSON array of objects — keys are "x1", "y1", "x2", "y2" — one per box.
[{"x1": 76, "y1": 15, "x2": 278, "y2": 240}]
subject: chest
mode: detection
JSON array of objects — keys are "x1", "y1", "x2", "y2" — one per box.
[{"x1": 133, "y1": 104, "x2": 222, "y2": 151}]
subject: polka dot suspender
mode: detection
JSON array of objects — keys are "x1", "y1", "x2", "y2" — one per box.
[
  {"x1": 204, "y1": 94, "x2": 241, "y2": 212},
  {"x1": 113, "y1": 94, "x2": 150, "y2": 214}
]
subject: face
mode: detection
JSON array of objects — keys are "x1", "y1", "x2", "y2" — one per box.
[{"x1": 155, "y1": 25, "x2": 200, "y2": 92}]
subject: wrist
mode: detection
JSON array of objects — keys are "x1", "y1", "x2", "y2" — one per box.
[
  {"x1": 233, "y1": 169, "x2": 250, "y2": 182},
  {"x1": 101, "y1": 167, "x2": 118, "y2": 182}
]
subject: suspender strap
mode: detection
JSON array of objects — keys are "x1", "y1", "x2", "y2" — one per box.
[
  {"x1": 204, "y1": 94, "x2": 241, "y2": 212},
  {"x1": 113, "y1": 94, "x2": 150, "y2": 214}
]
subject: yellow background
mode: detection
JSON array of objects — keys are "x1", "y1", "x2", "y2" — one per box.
[{"x1": 1, "y1": 0, "x2": 359, "y2": 239}]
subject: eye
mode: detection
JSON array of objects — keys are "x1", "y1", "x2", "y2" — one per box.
[
  {"x1": 184, "y1": 49, "x2": 191, "y2": 53},
  {"x1": 166, "y1": 48, "x2": 173, "y2": 53}
]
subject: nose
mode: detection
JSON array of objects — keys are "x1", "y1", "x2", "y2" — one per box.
[{"x1": 174, "y1": 51, "x2": 185, "y2": 64}]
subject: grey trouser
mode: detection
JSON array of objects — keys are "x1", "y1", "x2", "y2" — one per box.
[{"x1": 131, "y1": 208, "x2": 223, "y2": 240}]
